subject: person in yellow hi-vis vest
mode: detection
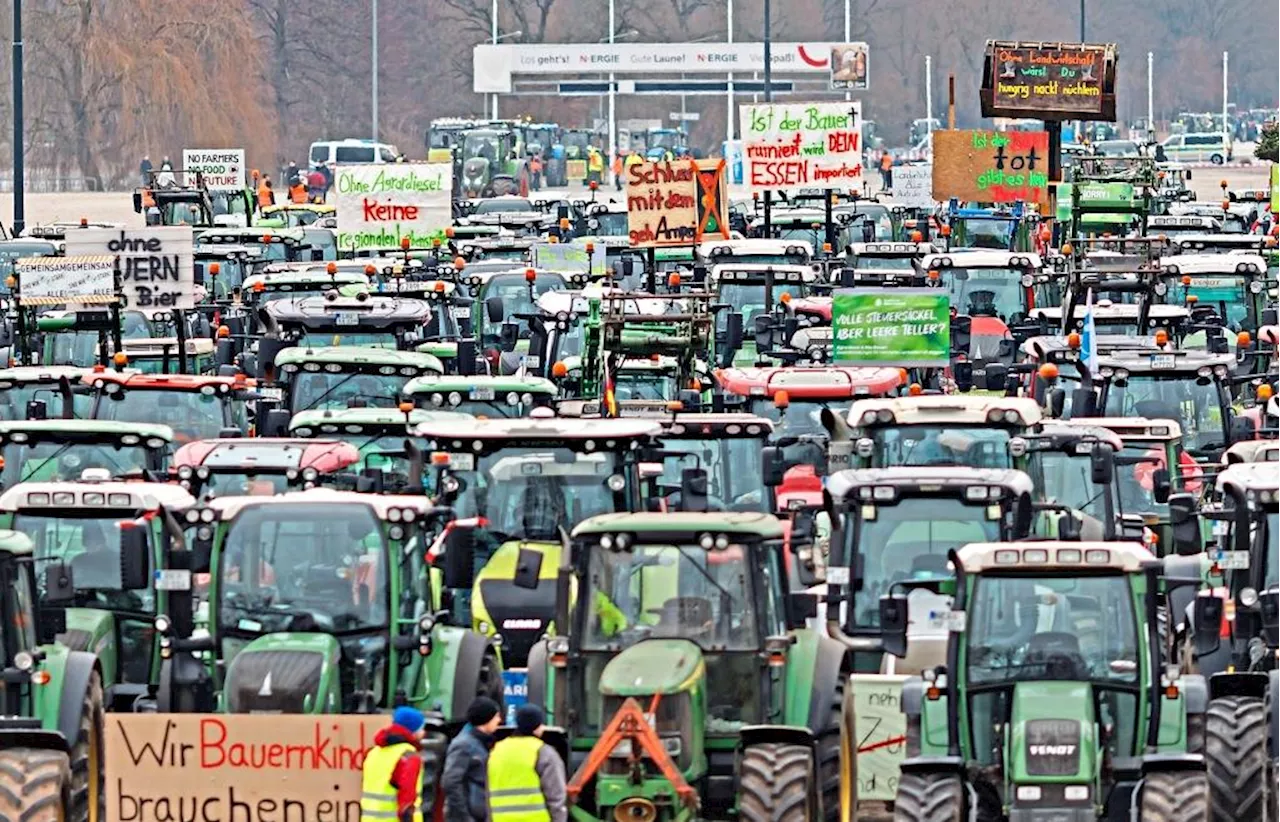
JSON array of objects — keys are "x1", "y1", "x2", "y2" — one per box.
[
  {"x1": 361, "y1": 706, "x2": 427, "y2": 822},
  {"x1": 488, "y1": 705, "x2": 566, "y2": 822}
]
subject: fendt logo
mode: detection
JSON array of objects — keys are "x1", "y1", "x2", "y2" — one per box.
[{"x1": 1029, "y1": 744, "x2": 1076, "y2": 756}]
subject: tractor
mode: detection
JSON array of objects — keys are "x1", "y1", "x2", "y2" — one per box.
[
  {"x1": 84, "y1": 371, "x2": 255, "y2": 443},
  {"x1": 171, "y1": 438, "x2": 362, "y2": 497},
  {"x1": 0, "y1": 419, "x2": 173, "y2": 489}
]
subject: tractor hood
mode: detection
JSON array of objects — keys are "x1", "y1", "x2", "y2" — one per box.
[
  {"x1": 60, "y1": 608, "x2": 116, "y2": 654},
  {"x1": 599, "y1": 639, "x2": 704, "y2": 697},
  {"x1": 1007, "y1": 681, "x2": 1098, "y2": 784},
  {"x1": 223, "y1": 632, "x2": 341, "y2": 714}
]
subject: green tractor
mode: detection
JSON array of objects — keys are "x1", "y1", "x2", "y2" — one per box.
[
  {"x1": 0, "y1": 480, "x2": 194, "y2": 712},
  {"x1": 0, "y1": 420, "x2": 173, "y2": 489},
  {"x1": 0, "y1": 528, "x2": 111, "y2": 822},
  {"x1": 525, "y1": 512, "x2": 851, "y2": 822},
  {"x1": 139, "y1": 488, "x2": 503, "y2": 720},
  {"x1": 879, "y1": 540, "x2": 1210, "y2": 821}
]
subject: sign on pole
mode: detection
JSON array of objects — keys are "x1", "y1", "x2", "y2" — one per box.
[
  {"x1": 15, "y1": 256, "x2": 116, "y2": 306},
  {"x1": 335, "y1": 163, "x2": 452, "y2": 252},
  {"x1": 832, "y1": 288, "x2": 950, "y2": 367},
  {"x1": 108, "y1": 714, "x2": 384, "y2": 822},
  {"x1": 891, "y1": 165, "x2": 934, "y2": 208},
  {"x1": 64, "y1": 227, "x2": 196, "y2": 311},
  {"x1": 829, "y1": 44, "x2": 870, "y2": 91},
  {"x1": 931, "y1": 130, "x2": 1050, "y2": 207},
  {"x1": 181, "y1": 149, "x2": 246, "y2": 192},
  {"x1": 981, "y1": 41, "x2": 1117, "y2": 121},
  {"x1": 626, "y1": 160, "x2": 698, "y2": 247},
  {"x1": 531, "y1": 240, "x2": 606, "y2": 275},
  {"x1": 694, "y1": 159, "x2": 731, "y2": 242},
  {"x1": 740, "y1": 101, "x2": 863, "y2": 191}
]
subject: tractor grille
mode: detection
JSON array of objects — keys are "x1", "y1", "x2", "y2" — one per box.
[
  {"x1": 225, "y1": 651, "x2": 324, "y2": 713},
  {"x1": 600, "y1": 692, "x2": 693, "y2": 772},
  {"x1": 58, "y1": 630, "x2": 93, "y2": 652},
  {"x1": 477, "y1": 579, "x2": 556, "y2": 668},
  {"x1": 1023, "y1": 719, "x2": 1081, "y2": 776}
]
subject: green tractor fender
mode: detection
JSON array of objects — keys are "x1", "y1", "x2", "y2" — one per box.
[
  {"x1": 1156, "y1": 673, "x2": 1208, "y2": 752},
  {"x1": 32, "y1": 644, "x2": 101, "y2": 749},
  {"x1": 420, "y1": 625, "x2": 502, "y2": 723},
  {"x1": 782, "y1": 627, "x2": 849, "y2": 734},
  {"x1": 61, "y1": 608, "x2": 118, "y2": 686},
  {"x1": 902, "y1": 678, "x2": 951, "y2": 755}
]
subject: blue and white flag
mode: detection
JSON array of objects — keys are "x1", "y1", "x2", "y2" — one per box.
[{"x1": 1081, "y1": 288, "x2": 1098, "y2": 372}]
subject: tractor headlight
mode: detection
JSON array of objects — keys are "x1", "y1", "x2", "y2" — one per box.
[
  {"x1": 388, "y1": 507, "x2": 403, "y2": 522},
  {"x1": 184, "y1": 509, "x2": 201, "y2": 524},
  {"x1": 13, "y1": 651, "x2": 34, "y2": 672},
  {"x1": 388, "y1": 525, "x2": 406, "y2": 541},
  {"x1": 154, "y1": 614, "x2": 172, "y2": 634},
  {"x1": 1240, "y1": 587, "x2": 1260, "y2": 608},
  {"x1": 606, "y1": 474, "x2": 626, "y2": 492}
]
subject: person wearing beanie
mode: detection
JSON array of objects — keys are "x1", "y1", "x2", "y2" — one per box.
[
  {"x1": 444, "y1": 697, "x2": 502, "y2": 822},
  {"x1": 361, "y1": 706, "x2": 427, "y2": 822},
  {"x1": 487, "y1": 704, "x2": 566, "y2": 822}
]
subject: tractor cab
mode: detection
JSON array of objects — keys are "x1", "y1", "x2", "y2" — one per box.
[
  {"x1": 0, "y1": 419, "x2": 172, "y2": 488},
  {"x1": 258, "y1": 203, "x2": 336, "y2": 230},
  {"x1": 195, "y1": 245, "x2": 267, "y2": 301},
  {"x1": 454, "y1": 236, "x2": 537, "y2": 263},
  {"x1": 708, "y1": 265, "x2": 818, "y2": 366},
  {"x1": 462, "y1": 269, "x2": 568, "y2": 359},
  {"x1": 696, "y1": 239, "x2": 813, "y2": 269},
  {"x1": 1023, "y1": 422, "x2": 1125, "y2": 540},
  {"x1": 1167, "y1": 234, "x2": 1268, "y2": 256},
  {"x1": 1146, "y1": 214, "x2": 1222, "y2": 239},
  {"x1": 0, "y1": 480, "x2": 194, "y2": 709},
  {"x1": 919, "y1": 250, "x2": 1048, "y2": 333},
  {"x1": 135, "y1": 170, "x2": 215, "y2": 227},
  {"x1": 258, "y1": 295, "x2": 433, "y2": 355},
  {"x1": 880, "y1": 540, "x2": 1209, "y2": 822},
  {"x1": 288, "y1": 407, "x2": 463, "y2": 490},
  {"x1": 403, "y1": 375, "x2": 557, "y2": 418},
  {"x1": 196, "y1": 228, "x2": 313, "y2": 264},
  {"x1": 460, "y1": 128, "x2": 521, "y2": 198},
  {"x1": 120, "y1": 337, "x2": 217, "y2": 375},
  {"x1": 85, "y1": 372, "x2": 255, "y2": 443},
  {"x1": 32, "y1": 307, "x2": 154, "y2": 368},
  {"x1": 941, "y1": 205, "x2": 1037, "y2": 252},
  {"x1": 172, "y1": 438, "x2": 361, "y2": 497},
  {"x1": 1156, "y1": 253, "x2": 1272, "y2": 340},
  {"x1": 242, "y1": 267, "x2": 369, "y2": 309},
  {"x1": 417, "y1": 417, "x2": 659, "y2": 669},
  {"x1": 0, "y1": 366, "x2": 92, "y2": 420},
  {"x1": 262, "y1": 346, "x2": 444, "y2": 427},
  {"x1": 842, "y1": 241, "x2": 934, "y2": 279}
]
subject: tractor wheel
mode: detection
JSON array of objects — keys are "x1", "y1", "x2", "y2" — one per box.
[
  {"x1": 739, "y1": 743, "x2": 814, "y2": 822},
  {"x1": 1266, "y1": 683, "x2": 1279, "y2": 822},
  {"x1": 893, "y1": 773, "x2": 963, "y2": 822},
  {"x1": 815, "y1": 677, "x2": 846, "y2": 822},
  {"x1": 0, "y1": 748, "x2": 72, "y2": 822},
  {"x1": 1141, "y1": 770, "x2": 1209, "y2": 821},
  {"x1": 1205, "y1": 695, "x2": 1267, "y2": 822},
  {"x1": 69, "y1": 670, "x2": 105, "y2": 822}
]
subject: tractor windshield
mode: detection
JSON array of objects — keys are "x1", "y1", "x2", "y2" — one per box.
[
  {"x1": 656, "y1": 437, "x2": 767, "y2": 512},
  {"x1": 1159, "y1": 275, "x2": 1252, "y2": 330},
  {"x1": 717, "y1": 282, "x2": 806, "y2": 331},
  {"x1": 19, "y1": 512, "x2": 156, "y2": 612},
  {"x1": 583, "y1": 542, "x2": 763, "y2": 652},
  {"x1": 849, "y1": 497, "x2": 1000, "y2": 627},
  {"x1": 294, "y1": 330, "x2": 401, "y2": 349},
  {"x1": 219, "y1": 502, "x2": 388, "y2": 635},
  {"x1": 748, "y1": 398, "x2": 833, "y2": 440},
  {"x1": 96, "y1": 389, "x2": 228, "y2": 443},
  {"x1": 869, "y1": 425, "x2": 1013, "y2": 469},
  {"x1": 1028, "y1": 450, "x2": 1112, "y2": 521},
  {"x1": 289, "y1": 371, "x2": 407, "y2": 413},
  {"x1": 852, "y1": 256, "x2": 915, "y2": 271},
  {"x1": 946, "y1": 269, "x2": 1027, "y2": 320},
  {"x1": 614, "y1": 371, "x2": 675, "y2": 401},
  {"x1": 967, "y1": 574, "x2": 1140, "y2": 686},
  {"x1": 0, "y1": 440, "x2": 156, "y2": 485},
  {"x1": 1100, "y1": 375, "x2": 1228, "y2": 454},
  {"x1": 0, "y1": 383, "x2": 87, "y2": 420}
]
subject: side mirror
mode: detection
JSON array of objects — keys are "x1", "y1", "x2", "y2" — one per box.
[
  {"x1": 761, "y1": 446, "x2": 786, "y2": 487},
  {"x1": 485, "y1": 296, "x2": 505, "y2": 325},
  {"x1": 786, "y1": 592, "x2": 818, "y2": 629},
  {"x1": 1192, "y1": 595, "x2": 1223, "y2": 658},
  {"x1": 214, "y1": 339, "x2": 236, "y2": 368},
  {"x1": 119, "y1": 524, "x2": 151, "y2": 591},
  {"x1": 1045, "y1": 387, "x2": 1066, "y2": 418},
  {"x1": 1014, "y1": 494, "x2": 1033, "y2": 539},
  {"x1": 1168, "y1": 492, "x2": 1201, "y2": 555},
  {"x1": 512, "y1": 547, "x2": 543, "y2": 591},
  {"x1": 983, "y1": 363, "x2": 1008, "y2": 391},
  {"x1": 456, "y1": 338, "x2": 477, "y2": 377},
  {"x1": 1058, "y1": 511, "x2": 1082, "y2": 541},
  {"x1": 442, "y1": 526, "x2": 476, "y2": 590},
  {"x1": 43, "y1": 562, "x2": 75, "y2": 604},
  {"x1": 1070, "y1": 388, "x2": 1097, "y2": 418},
  {"x1": 723, "y1": 312, "x2": 744, "y2": 366},
  {"x1": 680, "y1": 467, "x2": 709, "y2": 513},
  {"x1": 879, "y1": 593, "x2": 909, "y2": 658},
  {"x1": 217, "y1": 426, "x2": 242, "y2": 439},
  {"x1": 1152, "y1": 468, "x2": 1171, "y2": 505},
  {"x1": 499, "y1": 321, "x2": 519, "y2": 352},
  {"x1": 25, "y1": 399, "x2": 47, "y2": 421},
  {"x1": 132, "y1": 192, "x2": 143, "y2": 213},
  {"x1": 1090, "y1": 445, "x2": 1114, "y2": 486},
  {"x1": 261, "y1": 408, "x2": 291, "y2": 438}
]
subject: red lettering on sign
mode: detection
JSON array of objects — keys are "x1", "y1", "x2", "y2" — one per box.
[
  {"x1": 362, "y1": 200, "x2": 421, "y2": 221},
  {"x1": 827, "y1": 131, "x2": 860, "y2": 153}
]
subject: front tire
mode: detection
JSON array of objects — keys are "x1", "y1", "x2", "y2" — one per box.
[
  {"x1": 1205, "y1": 695, "x2": 1267, "y2": 821},
  {"x1": 1210, "y1": 154, "x2": 1224, "y2": 165},
  {"x1": 893, "y1": 773, "x2": 963, "y2": 822},
  {"x1": 69, "y1": 670, "x2": 105, "y2": 822},
  {"x1": 739, "y1": 742, "x2": 814, "y2": 822},
  {"x1": 1141, "y1": 770, "x2": 1209, "y2": 821},
  {"x1": 0, "y1": 748, "x2": 72, "y2": 822}
]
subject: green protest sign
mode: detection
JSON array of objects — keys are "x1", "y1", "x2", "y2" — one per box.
[{"x1": 832, "y1": 288, "x2": 950, "y2": 367}]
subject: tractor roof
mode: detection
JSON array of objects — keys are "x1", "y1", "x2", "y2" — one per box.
[
  {"x1": 0, "y1": 530, "x2": 33, "y2": 556},
  {"x1": 1215, "y1": 461, "x2": 1279, "y2": 497},
  {"x1": 414, "y1": 417, "x2": 661, "y2": 442},
  {"x1": 921, "y1": 250, "x2": 1043, "y2": 269},
  {"x1": 264, "y1": 295, "x2": 432, "y2": 323},
  {"x1": 275, "y1": 346, "x2": 444, "y2": 373},
  {"x1": 122, "y1": 337, "x2": 216, "y2": 358},
  {"x1": 698, "y1": 239, "x2": 813, "y2": 259},
  {"x1": 662, "y1": 413, "x2": 775, "y2": 436},
  {"x1": 172, "y1": 438, "x2": 359, "y2": 472},
  {"x1": 827, "y1": 466, "x2": 1033, "y2": 501},
  {"x1": 204, "y1": 487, "x2": 435, "y2": 520},
  {"x1": 289, "y1": 408, "x2": 466, "y2": 432},
  {"x1": 1160, "y1": 254, "x2": 1268, "y2": 276},
  {"x1": 82, "y1": 371, "x2": 243, "y2": 391},
  {"x1": 1222, "y1": 440, "x2": 1280, "y2": 466},
  {"x1": 1097, "y1": 349, "x2": 1236, "y2": 371},
  {"x1": 1034, "y1": 422, "x2": 1125, "y2": 452},
  {"x1": 0, "y1": 419, "x2": 174, "y2": 442},
  {"x1": 199, "y1": 227, "x2": 306, "y2": 243},
  {"x1": 1171, "y1": 235, "x2": 1266, "y2": 252},
  {"x1": 244, "y1": 270, "x2": 366, "y2": 289},
  {"x1": 1067, "y1": 416, "x2": 1182, "y2": 442},
  {"x1": 957, "y1": 541, "x2": 1155, "y2": 573},
  {"x1": 1031, "y1": 304, "x2": 1189, "y2": 321},
  {"x1": 402, "y1": 375, "x2": 557, "y2": 395},
  {"x1": 0, "y1": 481, "x2": 195, "y2": 512},
  {"x1": 0, "y1": 366, "x2": 91, "y2": 384},
  {"x1": 572, "y1": 511, "x2": 784, "y2": 540},
  {"x1": 847, "y1": 395, "x2": 1042, "y2": 427},
  {"x1": 847, "y1": 241, "x2": 934, "y2": 256},
  {"x1": 708, "y1": 264, "x2": 818, "y2": 283},
  {"x1": 195, "y1": 244, "x2": 265, "y2": 259},
  {"x1": 718, "y1": 366, "x2": 904, "y2": 399}
]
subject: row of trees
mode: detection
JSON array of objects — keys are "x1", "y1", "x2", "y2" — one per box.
[{"x1": 0, "y1": 0, "x2": 1274, "y2": 190}]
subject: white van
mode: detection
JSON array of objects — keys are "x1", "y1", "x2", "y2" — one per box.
[
  {"x1": 1159, "y1": 132, "x2": 1232, "y2": 165},
  {"x1": 308, "y1": 139, "x2": 402, "y2": 166}
]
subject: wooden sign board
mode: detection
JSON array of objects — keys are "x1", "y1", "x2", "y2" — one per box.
[
  {"x1": 931, "y1": 130, "x2": 1051, "y2": 208},
  {"x1": 981, "y1": 41, "x2": 1117, "y2": 121}
]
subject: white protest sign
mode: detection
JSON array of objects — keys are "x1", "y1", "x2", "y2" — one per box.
[
  {"x1": 64, "y1": 227, "x2": 196, "y2": 312},
  {"x1": 182, "y1": 149, "x2": 246, "y2": 192},
  {"x1": 335, "y1": 163, "x2": 452, "y2": 252},
  {"x1": 739, "y1": 101, "x2": 863, "y2": 192},
  {"x1": 531, "y1": 241, "x2": 606, "y2": 275},
  {"x1": 15, "y1": 256, "x2": 116, "y2": 305},
  {"x1": 850, "y1": 674, "x2": 909, "y2": 801},
  {"x1": 892, "y1": 164, "x2": 935, "y2": 208}
]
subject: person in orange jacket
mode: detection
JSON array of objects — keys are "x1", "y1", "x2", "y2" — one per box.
[
  {"x1": 257, "y1": 177, "x2": 276, "y2": 211},
  {"x1": 289, "y1": 179, "x2": 308, "y2": 204},
  {"x1": 612, "y1": 152, "x2": 624, "y2": 191}
]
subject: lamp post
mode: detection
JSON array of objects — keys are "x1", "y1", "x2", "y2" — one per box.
[
  {"x1": 11, "y1": 0, "x2": 24, "y2": 236},
  {"x1": 487, "y1": 30, "x2": 522, "y2": 120},
  {"x1": 601, "y1": 26, "x2": 637, "y2": 186},
  {"x1": 726, "y1": 0, "x2": 734, "y2": 144},
  {"x1": 372, "y1": 0, "x2": 379, "y2": 141}
]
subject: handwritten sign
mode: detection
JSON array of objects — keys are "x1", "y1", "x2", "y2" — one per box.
[
  {"x1": 335, "y1": 163, "x2": 452, "y2": 252},
  {"x1": 931, "y1": 130, "x2": 1050, "y2": 207},
  {"x1": 626, "y1": 160, "x2": 698, "y2": 247},
  {"x1": 984, "y1": 41, "x2": 1114, "y2": 120},
  {"x1": 740, "y1": 101, "x2": 863, "y2": 192},
  {"x1": 832, "y1": 288, "x2": 950, "y2": 367},
  {"x1": 531, "y1": 240, "x2": 606, "y2": 274},
  {"x1": 182, "y1": 149, "x2": 246, "y2": 192},
  {"x1": 891, "y1": 165, "x2": 934, "y2": 208},
  {"x1": 850, "y1": 674, "x2": 909, "y2": 801},
  {"x1": 108, "y1": 714, "x2": 385, "y2": 822},
  {"x1": 15, "y1": 255, "x2": 115, "y2": 305},
  {"x1": 65, "y1": 228, "x2": 196, "y2": 312}
]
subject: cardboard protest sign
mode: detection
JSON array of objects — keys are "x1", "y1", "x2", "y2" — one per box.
[
  {"x1": 832, "y1": 288, "x2": 950, "y2": 367},
  {"x1": 566, "y1": 160, "x2": 588, "y2": 181},
  {"x1": 829, "y1": 43, "x2": 870, "y2": 91},
  {"x1": 531, "y1": 240, "x2": 606, "y2": 275},
  {"x1": 740, "y1": 101, "x2": 863, "y2": 192},
  {"x1": 108, "y1": 714, "x2": 385, "y2": 822},
  {"x1": 891, "y1": 164, "x2": 934, "y2": 208},
  {"x1": 182, "y1": 149, "x2": 246, "y2": 192},
  {"x1": 335, "y1": 163, "x2": 452, "y2": 252},
  {"x1": 986, "y1": 42, "x2": 1111, "y2": 119},
  {"x1": 626, "y1": 160, "x2": 698, "y2": 247},
  {"x1": 15, "y1": 255, "x2": 116, "y2": 305},
  {"x1": 64, "y1": 227, "x2": 195, "y2": 311},
  {"x1": 694, "y1": 159, "x2": 731, "y2": 242},
  {"x1": 931, "y1": 130, "x2": 1050, "y2": 207},
  {"x1": 850, "y1": 674, "x2": 909, "y2": 801}
]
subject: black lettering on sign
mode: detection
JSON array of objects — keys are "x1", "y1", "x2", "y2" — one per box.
[{"x1": 114, "y1": 779, "x2": 360, "y2": 822}]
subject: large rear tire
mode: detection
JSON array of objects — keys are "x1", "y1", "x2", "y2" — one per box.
[
  {"x1": 0, "y1": 748, "x2": 72, "y2": 822},
  {"x1": 1141, "y1": 770, "x2": 1209, "y2": 821},
  {"x1": 1205, "y1": 695, "x2": 1267, "y2": 822},
  {"x1": 815, "y1": 678, "x2": 847, "y2": 822},
  {"x1": 739, "y1": 742, "x2": 814, "y2": 822},
  {"x1": 69, "y1": 670, "x2": 105, "y2": 822},
  {"x1": 893, "y1": 773, "x2": 963, "y2": 822}
]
